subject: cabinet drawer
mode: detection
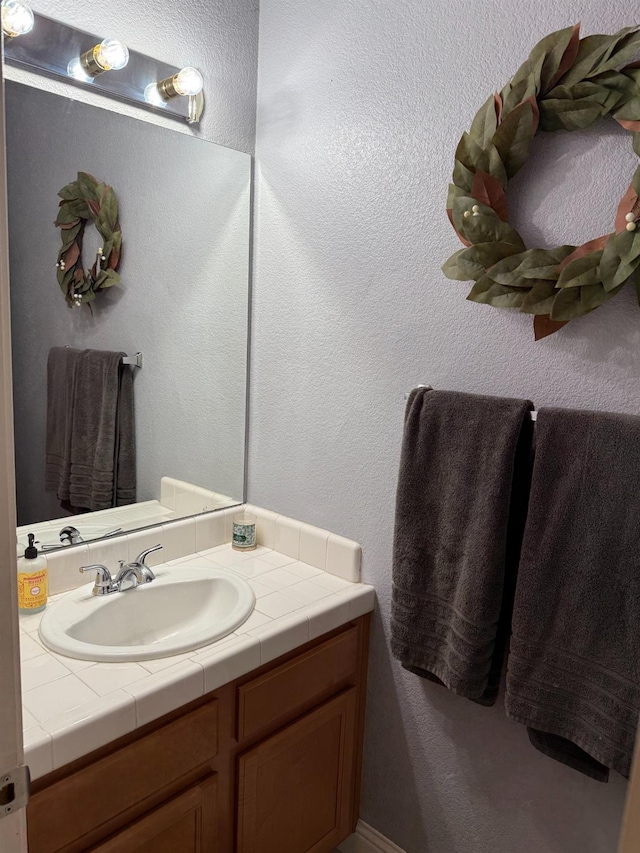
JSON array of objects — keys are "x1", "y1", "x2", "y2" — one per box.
[
  {"x1": 88, "y1": 775, "x2": 217, "y2": 853},
  {"x1": 237, "y1": 625, "x2": 358, "y2": 741},
  {"x1": 28, "y1": 699, "x2": 219, "y2": 853}
]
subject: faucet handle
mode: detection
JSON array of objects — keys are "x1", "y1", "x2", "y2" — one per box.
[
  {"x1": 79, "y1": 564, "x2": 114, "y2": 596},
  {"x1": 134, "y1": 544, "x2": 163, "y2": 567}
]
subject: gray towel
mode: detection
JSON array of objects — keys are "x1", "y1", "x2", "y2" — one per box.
[
  {"x1": 67, "y1": 349, "x2": 136, "y2": 511},
  {"x1": 391, "y1": 388, "x2": 534, "y2": 704},
  {"x1": 506, "y1": 407, "x2": 640, "y2": 781},
  {"x1": 45, "y1": 346, "x2": 83, "y2": 500}
]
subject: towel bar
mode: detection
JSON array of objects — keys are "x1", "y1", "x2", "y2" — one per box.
[
  {"x1": 404, "y1": 387, "x2": 537, "y2": 421},
  {"x1": 122, "y1": 352, "x2": 143, "y2": 368}
]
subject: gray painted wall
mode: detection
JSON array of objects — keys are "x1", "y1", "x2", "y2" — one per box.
[
  {"x1": 250, "y1": 1, "x2": 635, "y2": 851},
  {"x1": 7, "y1": 83, "x2": 250, "y2": 524}
]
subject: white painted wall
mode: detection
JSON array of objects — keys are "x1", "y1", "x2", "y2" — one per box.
[{"x1": 251, "y1": 1, "x2": 637, "y2": 851}]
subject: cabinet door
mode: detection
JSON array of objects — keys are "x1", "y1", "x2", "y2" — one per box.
[
  {"x1": 237, "y1": 689, "x2": 357, "y2": 853},
  {"x1": 89, "y1": 775, "x2": 217, "y2": 853}
]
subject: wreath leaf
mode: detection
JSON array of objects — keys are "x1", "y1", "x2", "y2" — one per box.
[
  {"x1": 55, "y1": 173, "x2": 123, "y2": 308},
  {"x1": 444, "y1": 23, "x2": 640, "y2": 338}
]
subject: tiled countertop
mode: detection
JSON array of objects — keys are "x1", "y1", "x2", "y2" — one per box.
[{"x1": 19, "y1": 543, "x2": 375, "y2": 781}]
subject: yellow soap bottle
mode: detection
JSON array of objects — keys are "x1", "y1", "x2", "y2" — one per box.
[{"x1": 17, "y1": 533, "x2": 48, "y2": 614}]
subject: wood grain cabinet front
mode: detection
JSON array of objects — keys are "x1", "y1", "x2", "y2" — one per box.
[
  {"x1": 89, "y1": 775, "x2": 218, "y2": 853},
  {"x1": 26, "y1": 615, "x2": 370, "y2": 853},
  {"x1": 237, "y1": 689, "x2": 358, "y2": 853}
]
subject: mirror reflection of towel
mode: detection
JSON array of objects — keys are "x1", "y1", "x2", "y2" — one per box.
[{"x1": 46, "y1": 347, "x2": 136, "y2": 512}]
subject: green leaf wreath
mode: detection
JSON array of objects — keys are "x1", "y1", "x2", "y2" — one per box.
[
  {"x1": 54, "y1": 172, "x2": 122, "y2": 310},
  {"x1": 442, "y1": 24, "x2": 640, "y2": 339}
]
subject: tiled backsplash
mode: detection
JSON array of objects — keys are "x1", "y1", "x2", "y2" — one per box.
[{"x1": 43, "y1": 503, "x2": 362, "y2": 597}]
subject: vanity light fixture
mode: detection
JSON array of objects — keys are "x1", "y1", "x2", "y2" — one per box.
[
  {"x1": 144, "y1": 67, "x2": 204, "y2": 123},
  {"x1": 67, "y1": 37, "x2": 129, "y2": 82},
  {"x1": 3, "y1": 11, "x2": 204, "y2": 125},
  {"x1": 1, "y1": 0, "x2": 34, "y2": 38}
]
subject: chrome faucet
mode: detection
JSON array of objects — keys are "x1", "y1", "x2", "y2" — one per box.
[
  {"x1": 79, "y1": 545, "x2": 162, "y2": 596},
  {"x1": 39, "y1": 524, "x2": 124, "y2": 551}
]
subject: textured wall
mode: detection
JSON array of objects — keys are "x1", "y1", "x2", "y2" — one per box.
[
  {"x1": 251, "y1": 1, "x2": 637, "y2": 850},
  {"x1": 9, "y1": 0, "x2": 259, "y2": 154},
  {"x1": 6, "y1": 83, "x2": 250, "y2": 524}
]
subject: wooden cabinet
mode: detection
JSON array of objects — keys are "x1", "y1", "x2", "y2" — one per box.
[
  {"x1": 90, "y1": 775, "x2": 218, "y2": 853},
  {"x1": 27, "y1": 614, "x2": 370, "y2": 853},
  {"x1": 237, "y1": 690, "x2": 357, "y2": 853}
]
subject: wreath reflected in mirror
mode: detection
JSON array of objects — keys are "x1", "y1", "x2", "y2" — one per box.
[
  {"x1": 54, "y1": 171, "x2": 122, "y2": 310},
  {"x1": 442, "y1": 24, "x2": 640, "y2": 340}
]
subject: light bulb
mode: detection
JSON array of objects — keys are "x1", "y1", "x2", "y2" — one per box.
[
  {"x1": 94, "y1": 37, "x2": 129, "y2": 71},
  {"x1": 156, "y1": 66, "x2": 204, "y2": 100},
  {"x1": 75, "y1": 37, "x2": 129, "y2": 78},
  {"x1": 1, "y1": 0, "x2": 34, "y2": 38},
  {"x1": 173, "y1": 67, "x2": 203, "y2": 97},
  {"x1": 144, "y1": 82, "x2": 167, "y2": 108}
]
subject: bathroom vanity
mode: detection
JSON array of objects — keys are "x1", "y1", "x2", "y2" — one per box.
[
  {"x1": 27, "y1": 615, "x2": 370, "y2": 852},
  {"x1": 19, "y1": 506, "x2": 374, "y2": 853}
]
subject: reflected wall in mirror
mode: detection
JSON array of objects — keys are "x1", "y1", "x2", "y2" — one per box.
[{"x1": 6, "y1": 80, "x2": 251, "y2": 552}]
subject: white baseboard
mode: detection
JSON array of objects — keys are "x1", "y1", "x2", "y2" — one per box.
[{"x1": 337, "y1": 820, "x2": 406, "y2": 853}]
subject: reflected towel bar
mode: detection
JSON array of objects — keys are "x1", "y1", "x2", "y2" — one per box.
[{"x1": 404, "y1": 386, "x2": 537, "y2": 421}]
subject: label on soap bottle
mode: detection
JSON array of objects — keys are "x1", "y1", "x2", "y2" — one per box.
[{"x1": 18, "y1": 570, "x2": 48, "y2": 610}]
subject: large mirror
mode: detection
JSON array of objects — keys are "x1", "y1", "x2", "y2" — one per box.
[{"x1": 5, "y1": 80, "x2": 251, "y2": 552}]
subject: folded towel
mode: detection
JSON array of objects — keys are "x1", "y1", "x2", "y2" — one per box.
[
  {"x1": 391, "y1": 388, "x2": 534, "y2": 704},
  {"x1": 506, "y1": 407, "x2": 640, "y2": 781},
  {"x1": 66, "y1": 349, "x2": 136, "y2": 511},
  {"x1": 45, "y1": 346, "x2": 83, "y2": 501}
]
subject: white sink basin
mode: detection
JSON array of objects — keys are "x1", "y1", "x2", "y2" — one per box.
[{"x1": 39, "y1": 566, "x2": 255, "y2": 662}]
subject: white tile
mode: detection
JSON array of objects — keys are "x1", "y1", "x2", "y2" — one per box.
[
  {"x1": 45, "y1": 544, "x2": 90, "y2": 596},
  {"x1": 200, "y1": 545, "x2": 255, "y2": 566},
  {"x1": 22, "y1": 706, "x2": 38, "y2": 729},
  {"x1": 192, "y1": 635, "x2": 261, "y2": 693},
  {"x1": 160, "y1": 476, "x2": 176, "y2": 510},
  {"x1": 140, "y1": 651, "x2": 195, "y2": 674},
  {"x1": 19, "y1": 633, "x2": 44, "y2": 662},
  {"x1": 284, "y1": 580, "x2": 333, "y2": 606},
  {"x1": 192, "y1": 487, "x2": 219, "y2": 514},
  {"x1": 32, "y1": 643, "x2": 96, "y2": 672},
  {"x1": 253, "y1": 549, "x2": 297, "y2": 569},
  {"x1": 336, "y1": 585, "x2": 376, "y2": 619},
  {"x1": 255, "y1": 591, "x2": 302, "y2": 619},
  {"x1": 248, "y1": 613, "x2": 309, "y2": 665},
  {"x1": 174, "y1": 481, "x2": 196, "y2": 516},
  {"x1": 223, "y1": 506, "x2": 242, "y2": 542},
  {"x1": 248, "y1": 578, "x2": 273, "y2": 598},
  {"x1": 86, "y1": 537, "x2": 124, "y2": 574},
  {"x1": 244, "y1": 505, "x2": 278, "y2": 549},
  {"x1": 23, "y1": 725, "x2": 53, "y2": 781},
  {"x1": 209, "y1": 556, "x2": 273, "y2": 579},
  {"x1": 283, "y1": 561, "x2": 324, "y2": 580},
  {"x1": 162, "y1": 518, "x2": 196, "y2": 562},
  {"x1": 310, "y1": 572, "x2": 355, "y2": 593},
  {"x1": 195, "y1": 511, "x2": 225, "y2": 552},
  {"x1": 43, "y1": 690, "x2": 136, "y2": 770},
  {"x1": 274, "y1": 516, "x2": 302, "y2": 560},
  {"x1": 21, "y1": 654, "x2": 71, "y2": 692},
  {"x1": 233, "y1": 610, "x2": 272, "y2": 634},
  {"x1": 258, "y1": 567, "x2": 302, "y2": 590},
  {"x1": 299, "y1": 524, "x2": 330, "y2": 570},
  {"x1": 76, "y1": 662, "x2": 148, "y2": 696},
  {"x1": 126, "y1": 529, "x2": 165, "y2": 567},
  {"x1": 18, "y1": 609, "x2": 45, "y2": 634},
  {"x1": 24, "y1": 673, "x2": 99, "y2": 723},
  {"x1": 298, "y1": 596, "x2": 353, "y2": 641},
  {"x1": 326, "y1": 534, "x2": 362, "y2": 583},
  {"x1": 124, "y1": 661, "x2": 204, "y2": 728}
]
